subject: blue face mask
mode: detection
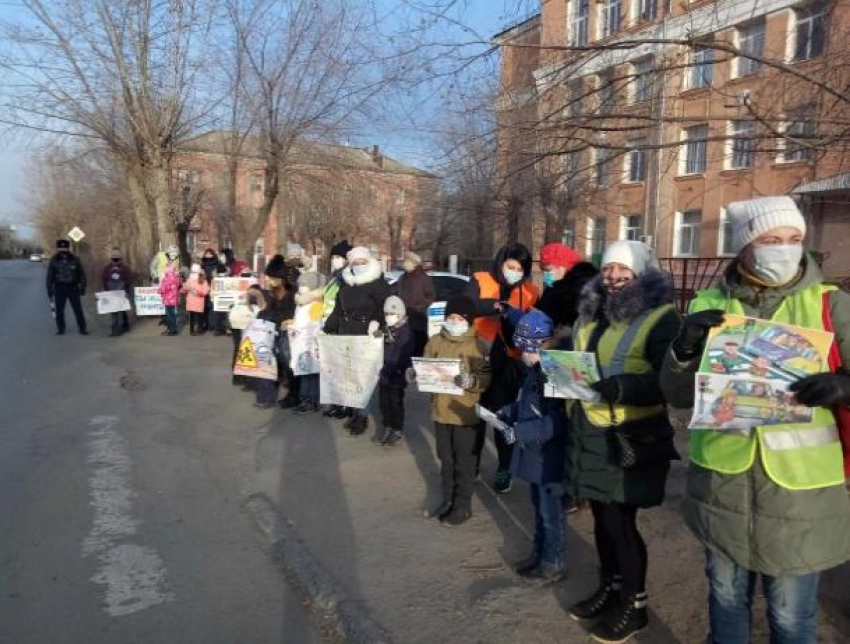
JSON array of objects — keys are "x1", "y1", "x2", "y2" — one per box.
[
  {"x1": 542, "y1": 271, "x2": 557, "y2": 288},
  {"x1": 503, "y1": 268, "x2": 524, "y2": 285},
  {"x1": 443, "y1": 320, "x2": 469, "y2": 336},
  {"x1": 352, "y1": 264, "x2": 369, "y2": 276}
]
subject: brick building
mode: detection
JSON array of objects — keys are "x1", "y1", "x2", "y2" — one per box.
[
  {"x1": 174, "y1": 130, "x2": 438, "y2": 271},
  {"x1": 496, "y1": 0, "x2": 850, "y2": 283}
]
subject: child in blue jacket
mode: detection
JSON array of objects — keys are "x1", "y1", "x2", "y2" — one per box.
[
  {"x1": 498, "y1": 310, "x2": 567, "y2": 581},
  {"x1": 376, "y1": 296, "x2": 416, "y2": 446}
]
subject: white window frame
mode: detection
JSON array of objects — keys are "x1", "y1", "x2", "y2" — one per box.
[
  {"x1": 593, "y1": 146, "x2": 612, "y2": 187},
  {"x1": 630, "y1": 0, "x2": 658, "y2": 23},
  {"x1": 726, "y1": 119, "x2": 757, "y2": 170},
  {"x1": 791, "y1": 1, "x2": 827, "y2": 62},
  {"x1": 630, "y1": 56, "x2": 654, "y2": 104},
  {"x1": 778, "y1": 109, "x2": 816, "y2": 163},
  {"x1": 680, "y1": 124, "x2": 709, "y2": 176},
  {"x1": 687, "y1": 46, "x2": 714, "y2": 90},
  {"x1": 586, "y1": 216, "x2": 607, "y2": 258},
  {"x1": 569, "y1": 0, "x2": 590, "y2": 47},
  {"x1": 674, "y1": 210, "x2": 702, "y2": 257},
  {"x1": 596, "y1": 69, "x2": 616, "y2": 112},
  {"x1": 620, "y1": 214, "x2": 643, "y2": 241},
  {"x1": 623, "y1": 140, "x2": 647, "y2": 183},
  {"x1": 734, "y1": 19, "x2": 765, "y2": 78},
  {"x1": 563, "y1": 224, "x2": 576, "y2": 247},
  {"x1": 717, "y1": 207, "x2": 736, "y2": 257},
  {"x1": 567, "y1": 79, "x2": 584, "y2": 119},
  {"x1": 598, "y1": 0, "x2": 622, "y2": 40}
]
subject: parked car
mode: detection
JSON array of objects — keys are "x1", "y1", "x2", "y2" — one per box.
[
  {"x1": 385, "y1": 270, "x2": 471, "y2": 301},
  {"x1": 29, "y1": 253, "x2": 43, "y2": 262}
]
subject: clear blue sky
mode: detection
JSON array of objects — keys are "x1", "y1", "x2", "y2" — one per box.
[{"x1": 0, "y1": 1, "x2": 532, "y2": 238}]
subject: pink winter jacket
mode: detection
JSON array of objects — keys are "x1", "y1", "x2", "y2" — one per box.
[
  {"x1": 158, "y1": 267, "x2": 181, "y2": 307},
  {"x1": 182, "y1": 277, "x2": 210, "y2": 313}
]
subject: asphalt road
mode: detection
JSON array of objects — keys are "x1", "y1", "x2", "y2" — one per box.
[{"x1": 0, "y1": 260, "x2": 321, "y2": 644}]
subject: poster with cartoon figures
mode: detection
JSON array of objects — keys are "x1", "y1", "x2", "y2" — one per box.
[
  {"x1": 700, "y1": 314, "x2": 833, "y2": 383},
  {"x1": 288, "y1": 322, "x2": 321, "y2": 376},
  {"x1": 539, "y1": 350, "x2": 601, "y2": 401}
]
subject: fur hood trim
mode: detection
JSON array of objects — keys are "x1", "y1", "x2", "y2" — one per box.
[
  {"x1": 341, "y1": 258, "x2": 383, "y2": 286},
  {"x1": 294, "y1": 288, "x2": 323, "y2": 306},
  {"x1": 578, "y1": 268, "x2": 674, "y2": 325}
]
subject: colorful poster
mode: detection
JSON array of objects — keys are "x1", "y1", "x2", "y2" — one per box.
[
  {"x1": 212, "y1": 277, "x2": 253, "y2": 312},
  {"x1": 412, "y1": 358, "x2": 463, "y2": 395},
  {"x1": 539, "y1": 350, "x2": 601, "y2": 401},
  {"x1": 288, "y1": 321, "x2": 321, "y2": 376},
  {"x1": 689, "y1": 373, "x2": 813, "y2": 431},
  {"x1": 427, "y1": 301, "x2": 446, "y2": 337},
  {"x1": 134, "y1": 287, "x2": 165, "y2": 316},
  {"x1": 95, "y1": 291, "x2": 131, "y2": 315},
  {"x1": 700, "y1": 314, "x2": 833, "y2": 383},
  {"x1": 318, "y1": 334, "x2": 383, "y2": 409},
  {"x1": 233, "y1": 320, "x2": 278, "y2": 380}
]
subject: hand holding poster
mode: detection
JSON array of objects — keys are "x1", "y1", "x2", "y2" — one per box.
[
  {"x1": 233, "y1": 320, "x2": 278, "y2": 380},
  {"x1": 95, "y1": 291, "x2": 131, "y2": 314},
  {"x1": 412, "y1": 358, "x2": 463, "y2": 395},
  {"x1": 134, "y1": 287, "x2": 165, "y2": 316},
  {"x1": 539, "y1": 350, "x2": 601, "y2": 401},
  {"x1": 318, "y1": 334, "x2": 383, "y2": 409}
]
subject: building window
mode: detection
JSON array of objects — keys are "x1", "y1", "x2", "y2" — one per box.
[
  {"x1": 563, "y1": 224, "x2": 575, "y2": 247},
  {"x1": 571, "y1": 0, "x2": 590, "y2": 46},
  {"x1": 395, "y1": 189, "x2": 406, "y2": 205},
  {"x1": 598, "y1": 0, "x2": 622, "y2": 39},
  {"x1": 676, "y1": 210, "x2": 702, "y2": 256},
  {"x1": 637, "y1": 0, "x2": 658, "y2": 21},
  {"x1": 622, "y1": 214, "x2": 643, "y2": 241},
  {"x1": 594, "y1": 147, "x2": 612, "y2": 187},
  {"x1": 625, "y1": 140, "x2": 647, "y2": 182},
  {"x1": 688, "y1": 46, "x2": 714, "y2": 90},
  {"x1": 729, "y1": 119, "x2": 757, "y2": 169},
  {"x1": 782, "y1": 109, "x2": 816, "y2": 162},
  {"x1": 568, "y1": 79, "x2": 583, "y2": 119},
  {"x1": 250, "y1": 176, "x2": 263, "y2": 191},
  {"x1": 632, "y1": 57, "x2": 654, "y2": 104},
  {"x1": 587, "y1": 216, "x2": 607, "y2": 258},
  {"x1": 794, "y1": 1, "x2": 827, "y2": 61},
  {"x1": 682, "y1": 124, "x2": 708, "y2": 175},
  {"x1": 597, "y1": 69, "x2": 616, "y2": 113},
  {"x1": 735, "y1": 20, "x2": 764, "y2": 77},
  {"x1": 718, "y1": 208, "x2": 735, "y2": 256}
]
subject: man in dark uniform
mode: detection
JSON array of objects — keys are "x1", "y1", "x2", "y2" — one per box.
[{"x1": 46, "y1": 239, "x2": 88, "y2": 335}]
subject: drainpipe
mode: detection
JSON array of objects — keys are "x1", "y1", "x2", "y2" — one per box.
[{"x1": 646, "y1": 17, "x2": 668, "y2": 252}]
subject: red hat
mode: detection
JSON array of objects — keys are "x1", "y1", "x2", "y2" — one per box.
[{"x1": 539, "y1": 243, "x2": 580, "y2": 269}]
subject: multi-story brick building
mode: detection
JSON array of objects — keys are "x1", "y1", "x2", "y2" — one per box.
[
  {"x1": 496, "y1": 0, "x2": 850, "y2": 283},
  {"x1": 174, "y1": 130, "x2": 438, "y2": 271}
]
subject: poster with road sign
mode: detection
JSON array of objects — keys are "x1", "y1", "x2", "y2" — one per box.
[
  {"x1": 134, "y1": 287, "x2": 165, "y2": 316},
  {"x1": 288, "y1": 321, "x2": 321, "y2": 376},
  {"x1": 539, "y1": 350, "x2": 601, "y2": 401},
  {"x1": 412, "y1": 358, "x2": 463, "y2": 395},
  {"x1": 318, "y1": 334, "x2": 383, "y2": 409},
  {"x1": 233, "y1": 320, "x2": 278, "y2": 380},
  {"x1": 95, "y1": 291, "x2": 132, "y2": 315},
  {"x1": 67, "y1": 226, "x2": 85, "y2": 243},
  {"x1": 212, "y1": 277, "x2": 253, "y2": 312}
]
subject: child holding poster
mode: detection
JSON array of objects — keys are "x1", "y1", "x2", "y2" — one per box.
[
  {"x1": 411, "y1": 295, "x2": 490, "y2": 527},
  {"x1": 182, "y1": 264, "x2": 210, "y2": 335}
]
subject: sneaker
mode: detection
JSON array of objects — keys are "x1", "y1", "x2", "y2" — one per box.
[
  {"x1": 512, "y1": 555, "x2": 540, "y2": 576},
  {"x1": 566, "y1": 499, "x2": 589, "y2": 515},
  {"x1": 79, "y1": 329, "x2": 89, "y2": 335},
  {"x1": 381, "y1": 429, "x2": 402, "y2": 446},
  {"x1": 521, "y1": 562, "x2": 566, "y2": 584},
  {"x1": 278, "y1": 396, "x2": 300, "y2": 410},
  {"x1": 371, "y1": 427, "x2": 390, "y2": 444},
  {"x1": 569, "y1": 579, "x2": 621, "y2": 621},
  {"x1": 253, "y1": 401, "x2": 275, "y2": 410},
  {"x1": 329, "y1": 406, "x2": 350, "y2": 419},
  {"x1": 590, "y1": 594, "x2": 648, "y2": 644},
  {"x1": 56, "y1": 329, "x2": 65, "y2": 335},
  {"x1": 294, "y1": 401, "x2": 318, "y2": 415},
  {"x1": 348, "y1": 416, "x2": 367, "y2": 436},
  {"x1": 493, "y1": 469, "x2": 512, "y2": 494},
  {"x1": 322, "y1": 405, "x2": 339, "y2": 417},
  {"x1": 423, "y1": 502, "x2": 453, "y2": 520},
  {"x1": 442, "y1": 508, "x2": 472, "y2": 527}
]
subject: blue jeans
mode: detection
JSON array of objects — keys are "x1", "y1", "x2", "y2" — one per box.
[
  {"x1": 530, "y1": 484, "x2": 565, "y2": 568},
  {"x1": 164, "y1": 306, "x2": 178, "y2": 333},
  {"x1": 705, "y1": 548, "x2": 820, "y2": 644},
  {"x1": 301, "y1": 374, "x2": 319, "y2": 403}
]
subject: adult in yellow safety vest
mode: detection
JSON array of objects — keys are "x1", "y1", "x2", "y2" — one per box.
[
  {"x1": 660, "y1": 196, "x2": 850, "y2": 644},
  {"x1": 565, "y1": 240, "x2": 681, "y2": 644}
]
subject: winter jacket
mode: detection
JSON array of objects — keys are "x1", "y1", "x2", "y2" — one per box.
[
  {"x1": 536, "y1": 262, "x2": 599, "y2": 333},
  {"x1": 259, "y1": 288, "x2": 296, "y2": 328},
  {"x1": 499, "y1": 365, "x2": 567, "y2": 488},
  {"x1": 182, "y1": 277, "x2": 210, "y2": 313},
  {"x1": 323, "y1": 258, "x2": 391, "y2": 335},
  {"x1": 230, "y1": 259, "x2": 249, "y2": 276},
  {"x1": 200, "y1": 252, "x2": 221, "y2": 281},
  {"x1": 101, "y1": 262, "x2": 133, "y2": 296},
  {"x1": 565, "y1": 270, "x2": 681, "y2": 508},
  {"x1": 396, "y1": 267, "x2": 435, "y2": 333},
  {"x1": 660, "y1": 255, "x2": 850, "y2": 576},
  {"x1": 157, "y1": 268, "x2": 181, "y2": 307},
  {"x1": 423, "y1": 327, "x2": 491, "y2": 426},
  {"x1": 46, "y1": 252, "x2": 86, "y2": 296},
  {"x1": 380, "y1": 322, "x2": 416, "y2": 388}
]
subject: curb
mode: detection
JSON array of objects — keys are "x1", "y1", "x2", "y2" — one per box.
[{"x1": 244, "y1": 492, "x2": 394, "y2": 644}]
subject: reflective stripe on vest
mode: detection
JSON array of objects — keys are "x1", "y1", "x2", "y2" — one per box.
[
  {"x1": 575, "y1": 303, "x2": 674, "y2": 427},
  {"x1": 689, "y1": 283, "x2": 844, "y2": 490}
]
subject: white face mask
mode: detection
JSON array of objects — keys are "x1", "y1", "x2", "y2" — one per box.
[
  {"x1": 385, "y1": 314, "x2": 400, "y2": 327},
  {"x1": 503, "y1": 268, "x2": 524, "y2": 285},
  {"x1": 443, "y1": 320, "x2": 469, "y2": 336},
  {"x1": 749, "y1": 244, "x2": 803, "y2": 285},
  {"x1": 331, "y1": 257, "x2": 346, "y2": 271}
]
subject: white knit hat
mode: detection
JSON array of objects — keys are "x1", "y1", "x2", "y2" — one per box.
[
  {"x1": 601, "y1": 241, "x2": 657, "y2": 277},
  {"x1": 726, "y1": 196, "x2": 806, "y2": 253},
  {"x1": 347, "y1": 246, "x2": 372, "y2": 263},
  {"x1": 384, "y1": 295, "x2": 407, "y2": 316}
]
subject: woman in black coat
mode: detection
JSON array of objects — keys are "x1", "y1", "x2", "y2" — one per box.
[{"x1": 323, "y1": 246, "x2": 391, "y2": 434}]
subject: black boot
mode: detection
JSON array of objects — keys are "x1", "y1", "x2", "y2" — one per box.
[
  {"x1": 512, "y1": 554, "x2": 540, "y2": 576},
  {"x1": 381, "y1": 429, "x2": 402, "y2": 446},
  {"x1": 423, "y1": 501, "x2": 453, "y2": 520},
  {"x1": 569, "y1": 576, "x2": 621, "y2": 621},
  {"x1": 348, "y1": 415, "x2": 367, "y2": 436},
  {"x1": 590, "y1": 593, "x2": 648, "y2": 643}
]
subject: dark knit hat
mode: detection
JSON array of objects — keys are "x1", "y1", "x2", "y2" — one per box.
[
  {"x1": 513, "y1": 310, "x2": 554, "y2": 354},
  {"x1": 56, "y1": 239, "x2": 70, "y2": 249},
  {"x1": 264, "y1": 254, "x2": 288, "y2": 278},
  {"x1": 330, "y1": 239, "x2": 353, "y2": 259},
  {"x1": 444, "y1": 295, "x2": 477, "y2": 324}
]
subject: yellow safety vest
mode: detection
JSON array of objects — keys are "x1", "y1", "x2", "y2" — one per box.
[
  {"x1": 689, "y1": 284, "x2": 844, "y2": 490},
  {"x1": 574, "y1": 304, "x2": 674, "y2": 427}
]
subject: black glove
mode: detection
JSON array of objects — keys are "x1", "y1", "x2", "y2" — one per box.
[
  {"x1": 790, "y1": 373, "x2": 850, "y2": 407},
  {"x1": 673, "y1": 309, "x2": 726, "y2": 360},
  {"x1": 591, "y1": 377, "x2": 621, "y2": 404}
]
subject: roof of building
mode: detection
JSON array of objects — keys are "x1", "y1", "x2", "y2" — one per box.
[
  {"x1": 493, "y1": 13, "x2": 541, "y2": 43},
  {"x1": 179, "y1": 130, "x2": 434, "y2": 178},
  {"x1": 793, "y1": 172, "x2": 850, "y2": 196}
]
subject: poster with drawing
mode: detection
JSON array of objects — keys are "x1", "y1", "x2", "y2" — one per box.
[
  {"x1": 700, "y1": 314, "x2": 833, "y2": 383},
  {"x1": 689, "y1": 373, "x2": 813, "y2": 431},
  {"x1": 233, "y1": 320, "x2": 278, "y2": 380},
  {"x1": 212, "y1": 277, "x2": 253, "y2": 312},
  {"x1": 539, "y1": 350, "x2": 601, "y2": 401},
  {"x1": 318, "y1": 334, "x2": 384, "y2": 408},
  {"x1": 412, "y1": 358, "x2": 463, "y2": 395},
  {"x1": 288, "y1": 322, "x2": 321, "y2": 376},
  {"x1": 95, "y1": 291, "x2": 132, "y2": 314}
]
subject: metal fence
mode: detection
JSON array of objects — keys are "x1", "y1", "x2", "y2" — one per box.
[{"x1": 658, "y1": 257, "x2": 732, "y2": 313}]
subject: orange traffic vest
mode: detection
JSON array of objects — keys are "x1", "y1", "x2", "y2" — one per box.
[{"x1": 473, "y1": 271, "x2": 538, "y2": 358}]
